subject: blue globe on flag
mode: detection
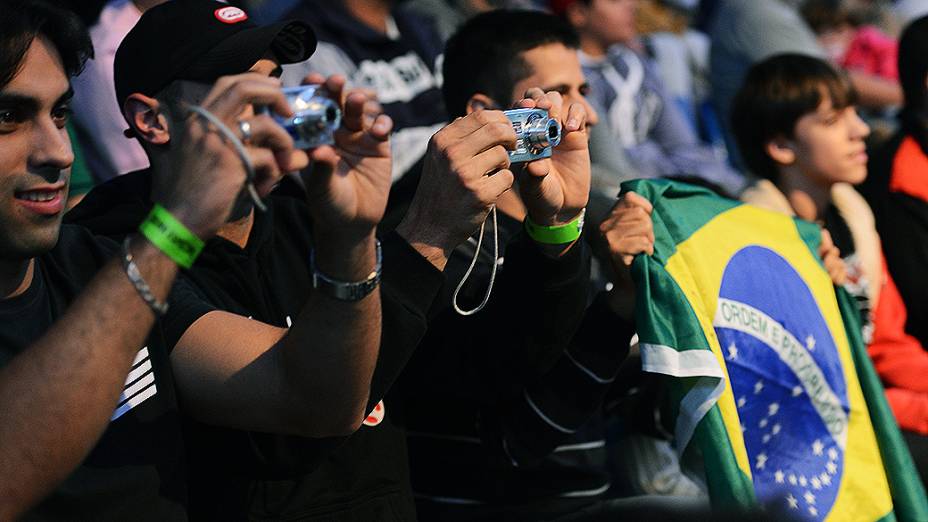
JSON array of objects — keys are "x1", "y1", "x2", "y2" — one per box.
[{"x1": 714, "y1": 246, "x2": 850, "y2": 520}]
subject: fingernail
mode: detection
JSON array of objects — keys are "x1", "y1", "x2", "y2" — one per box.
[{"x1": 567, "y1": 118, "x2": 579, "y2": 129}]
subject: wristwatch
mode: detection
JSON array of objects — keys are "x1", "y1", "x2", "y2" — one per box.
[{"x1": 311, "y1": 240, "x2": 382, "y2": 301}]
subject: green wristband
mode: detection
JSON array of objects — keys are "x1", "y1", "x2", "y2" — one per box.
[
  {"x1": 138, "y1": 204, "x2": 205, "y2": 269},
  {"x1": 524, "y1": 208, "x2": 586, "y2": 245}
]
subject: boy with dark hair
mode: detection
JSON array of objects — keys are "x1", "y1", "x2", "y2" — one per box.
[{"x1": 734, "y1": 53, "x2": 928, "y2": 482}]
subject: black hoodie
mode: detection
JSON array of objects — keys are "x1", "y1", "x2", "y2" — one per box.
[{"x1": 66, "y1": 170, "x2": 444, "y2": 521}]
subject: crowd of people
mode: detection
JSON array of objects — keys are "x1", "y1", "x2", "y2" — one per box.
[{"x1": 2, "y1": 0, "x2": 928, "y2": 520}]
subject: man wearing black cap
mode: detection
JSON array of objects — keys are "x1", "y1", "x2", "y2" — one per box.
[
  {"x1": 67, "y1": 0, "x2": 530, "y2": 519},
  {"x1": 0, "y1": 0, "x2": 388, "y2": 520}
]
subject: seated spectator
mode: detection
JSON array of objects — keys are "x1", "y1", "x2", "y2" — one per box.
[
  {"x1": 733, "y1": 53, "x2": 928, "y2": 484},
  {"x1": 801, "y1": 0, "x2": 898, "y2": 81},
  {"x1": 65, "y1": 1, "x2": 537, "y2": 519},
  {"x1": 405, "y1": 10, "x2": 710, "y2": 520},
  {"x1": 70, "y1": 0, "x2": 165, "y2": 181},
  {"x1": 863, "y1": 14, "x2": 928, "y2": 350},
  {"x1": 861, "y1": 14, "x2": 928, "y2": 481},
  {"x1": 280, "y1": 0, "x2": 448, "y2": 186},
  {"x1": 1, "y1": 0, "x2": 421, "y2": 517},
  {"x1": 636, "y1": 0, "x2": 722, "y2": 149},
  {"x1": 552, "y1": 0, "x2": 747, "y2": 195},
  {"x1": 708, "y1": 0, "x2": 902, "y2": 170}
]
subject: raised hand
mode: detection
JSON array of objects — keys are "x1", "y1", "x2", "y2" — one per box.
[
  {"x1": 513, "y1": 88, "x2": 591, "y2": 228},
  {"x1": 599, "y1": 191, "x2": 655, "y2": 320},
  {"x1": 396, "y1": 111, "x2": 517, "y2": 270},
  {"x1": 819, "y1": 228, "x2": 846, "y2": 286},
  {"x1": 298, "y1": 74, "x2": 394, "y2": 240},
  {"x1": 154, "y1": 73, "x2": 307, "y2": 240}
]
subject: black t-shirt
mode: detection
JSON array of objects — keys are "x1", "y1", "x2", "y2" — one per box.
[
  {"x1": 67, "y1": 170, "x2": 444, "y2": 521},
  {"x1": 0, "y1": 225, "x2": 213, "y2": 521}
]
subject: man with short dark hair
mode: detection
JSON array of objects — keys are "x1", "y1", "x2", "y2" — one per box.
[
  {"x1": 0, "y1": 0, "x2": 380, "y2": 519},
  {"x1": 401, "y1": 9, "x2": 680, "y2": 521}
]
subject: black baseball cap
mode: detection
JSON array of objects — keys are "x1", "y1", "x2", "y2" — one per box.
[{"x1": 114, "y1": 0, "x2": 316, "y2": 107}]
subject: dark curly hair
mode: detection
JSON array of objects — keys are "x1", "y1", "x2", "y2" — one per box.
[{"x1": 0, "y1": 0, "x2": 93, "y2": 89}]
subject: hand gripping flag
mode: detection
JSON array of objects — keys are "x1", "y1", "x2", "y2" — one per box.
[{"x1": 625, "y1": 179, "x2": 928, "y2": 521}]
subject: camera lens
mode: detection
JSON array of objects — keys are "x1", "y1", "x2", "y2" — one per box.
[{"x1": 325, "y1": 106, "x2": 338, "y2": 124}]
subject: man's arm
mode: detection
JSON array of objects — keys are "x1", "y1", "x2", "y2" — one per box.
[
  {"x1": 396, "y1": 110, "x2": 518, "y2": 270},
  {"x1": 0, "y1": 243, "x2": 176, "y2": 519},
  {"x1": 0, "y1": 74, "x2": 284, "y2": 518},
  {"x1": 170, "y1": 77, "x2": 394, "y2": 438}
]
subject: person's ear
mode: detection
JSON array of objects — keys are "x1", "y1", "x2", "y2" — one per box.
[
  {"x1": 765, "y1": 136, "x2": 796, "y2": 166},
  {"x1": 123, "y1": 93, "x2": 171, "y2": 145},
  {"x1": 466, "y1": 93, "x2": 497, "y2": 115}
]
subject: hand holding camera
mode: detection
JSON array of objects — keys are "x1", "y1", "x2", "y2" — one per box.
[
  {"x1": 292, "y1": 74, "x2": 393, "y2": 280},
  {"x1": 511, "y1": 88, "x2": 591, "y2": 231},
  {"x1": 156, "y1": 73, "x2": 307, "y2": 240},
  {"x1": 397, "y1": 110, "x2": 517, "y2": 270}
]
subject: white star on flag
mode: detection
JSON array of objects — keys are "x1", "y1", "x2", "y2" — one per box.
[
  {"x1": 804, "y1": 491, "x2": 816, "y2": 505},
  {"x1": 811, "y1": 476, "x2": 822, "y2": 490},
  {"x1": 755, "y1": 452, "x2": 768, "y2": 470},
  {"x1": 754, "y1": 380, "x2": 764, "y2": 394},
  {"x1": 768, "y1": 402, "x2": 779, "y2": 416},
  {"x1": 812, "y1": 439, "x2": 824, "y2": 456},
  {"x1": 826, "y1": 461, "x2": 838, "y2": 475},
  {"x1": 727, "y1": 342, "x2": 738, "y2": 360},
  {"x1": 800, "y1": 475, "x2": 808, "y2": 487},
  {"x1": 809, "y1": 506, "x2": 819, "y2": 517},
  {"x1": 821, "y1": 473, "x2": 831, "y2": 486},
  {"x1": 738, "y1": 396, "x2": 747, "y2": 408},
  {"x1": 763, "y1": 434, "x2": 771, "y2": 444},
  {"x1": 775, "y1": 470, "x2": 785, "y2": 483},
  {"x1": 792, "y1": 386, "x2": 803, "y2": 397},
  {"x1": 789, "y1": 474, "x2": 798, "y2": 485},
  {"x1": 772, "y1": 423, "x2": 781, "y2": 435},
  {"x1": 787, "y1": 494, "x2": 799, "y2": 509},
  {"x1": 759, "y1": 418, "x2": 768, "y2": 428},
  {"x1": 806, "y1": 335, "x2": 816, "y2": 351},
  {"x1": 828, "y1": 448, "x2": 838, "y2": 461}
]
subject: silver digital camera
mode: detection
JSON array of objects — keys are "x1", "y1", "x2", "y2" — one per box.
[
  {"x1": 504, "y1": 108, "x2": 562, "y2": 163},
  {"x1": 264, "y1": 85, "x2": 341, "y2": 149}
]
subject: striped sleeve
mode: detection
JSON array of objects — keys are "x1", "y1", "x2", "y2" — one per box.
[{"x1": 499, "y1": 292, "x2": 634, "y2": 466}]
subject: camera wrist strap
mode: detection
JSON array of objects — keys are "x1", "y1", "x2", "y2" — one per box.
[
  {"x1": 452, "y1": 206, "x2": 500, "y2": 316},
  {"x1": 184, "y1": 104, "x2": 266, "y2": 212}
]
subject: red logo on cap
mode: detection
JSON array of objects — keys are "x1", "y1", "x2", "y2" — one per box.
[{"x1": 214, "y1": 6, "x2": 247, "y2": 23}]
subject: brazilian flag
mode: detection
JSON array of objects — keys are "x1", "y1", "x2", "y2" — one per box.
[{"x1": 625, "y1": 179, "x2": 928, "y2": 521}]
